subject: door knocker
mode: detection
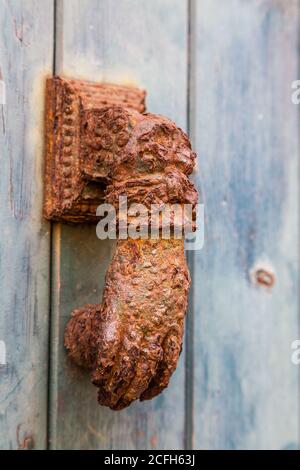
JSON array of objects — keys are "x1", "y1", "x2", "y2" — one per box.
[{"x1": 44, "y1": 76, "x2": 198, "y2": 410}]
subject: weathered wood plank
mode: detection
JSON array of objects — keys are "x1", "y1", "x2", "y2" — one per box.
[
  {"x1": 0, "y1": 0, "x2": 53, "y2": 449},
  {"x1": 191, "y1": 0, "x2": 299, "y2": 449},
  {"x1": 50, "y1": 0, "x2": 188, "y2": 449}
]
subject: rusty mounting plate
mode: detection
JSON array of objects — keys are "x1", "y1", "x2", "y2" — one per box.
[{"x1": 43, "y1": 76, "x2": 146, "y2": 223}]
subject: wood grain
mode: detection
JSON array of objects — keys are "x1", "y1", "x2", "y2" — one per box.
[
  {"x1": 1, "y1": 0, "x2": 298, "y2": 451},
  {"x1": 49, "y1": 0, "x2": 188, "y2": 450},
  {"x1": 0, "y1": 0, "x2": 53, "y2": 450},
  {"x1": 190, "y1": 0, "x2": 299, "y2": 450}
]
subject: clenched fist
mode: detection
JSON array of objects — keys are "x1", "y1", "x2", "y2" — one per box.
[{"x1": 65, "y1": 238, "x2": 190, "y2": 410}]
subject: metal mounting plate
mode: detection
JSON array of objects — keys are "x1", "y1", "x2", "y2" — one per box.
[{"x1": 43, "y1": 76, "x2": 146, "y2": 223}]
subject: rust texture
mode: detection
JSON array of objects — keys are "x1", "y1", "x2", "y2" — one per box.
[
  {"x1": 44, "y1": 76, "x2": 198, "y2": 410},
  {"x1": 65, "y1": 238, "x2": 190, "y2": 410},
  {"x1": 254, "y1": 268, "x2": 275, "y2": 288},
  {"x1": 43, "y1": 76, "x2": 146, "y2": 222}
]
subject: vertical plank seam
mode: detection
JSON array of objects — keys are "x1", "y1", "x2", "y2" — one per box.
[
  {"x1": 297, "y1": 0, "x2": 300, "y2": 450},
  {"x1": 46, "y1": 229, "x2": 54, "y2": 451},
  {"x1": 47, "y1": 0, "x2": 60, "y2": 450},
  {"x1": 53, "y1": 0, "x2": 58, "y2": 75},
  {"x1": 184, "y1": 0, "x2": 196, "y2": 451},
  {"x1": 48, "y1": 224, "x2": 62, "y2": 449}
]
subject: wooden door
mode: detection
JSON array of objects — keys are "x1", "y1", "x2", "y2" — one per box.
[{"x1": 0, "y1": 0, "x2": 299, "y2": 450}]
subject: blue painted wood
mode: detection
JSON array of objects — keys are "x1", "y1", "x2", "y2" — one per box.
[
  {"x1": 0, "y1": 0, "x2": 53, "y2": 449},
  {"x1": 1, "y1": 0, "x2": 298, "y2": 451},
  {"x1": 191, "y1": 0, "x2": 299, "y2": 450},
  {"x1": 49, "y1": 0, "x2": 189, "y2": 450}
]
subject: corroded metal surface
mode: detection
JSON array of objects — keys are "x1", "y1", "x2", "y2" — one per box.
[
  {"x1": 43, "y1": 77, "x2": 146, "y2": 222},
  {"x1": 65, "y1": 238, "x2": 190, "y2": 410},
  {"x1": 44, "y1": 76, "x2": 197, "y2": 410}
]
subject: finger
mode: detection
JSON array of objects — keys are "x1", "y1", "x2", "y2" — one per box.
[
  {"x1": 64, "y1": 304, "x2": 101, "y2": 370},
  {"x1": 140, "y1": 324, "x2": 184, "y2": 401},
  {"x1": 112, "y1": 334, "x2": 164, "y2": 410},
  {"x1": 94, "y1": 330, "x2": 142, "y2": 409}
]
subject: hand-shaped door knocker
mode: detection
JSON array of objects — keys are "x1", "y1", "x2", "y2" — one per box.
[{"x1": 44, "y1": 77, "x2": 197, "y2": 410}]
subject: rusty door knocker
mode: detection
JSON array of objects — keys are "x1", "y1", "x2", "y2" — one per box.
[{"x1": 44, "y1": 76, "x2": 197, "y2": 410}]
